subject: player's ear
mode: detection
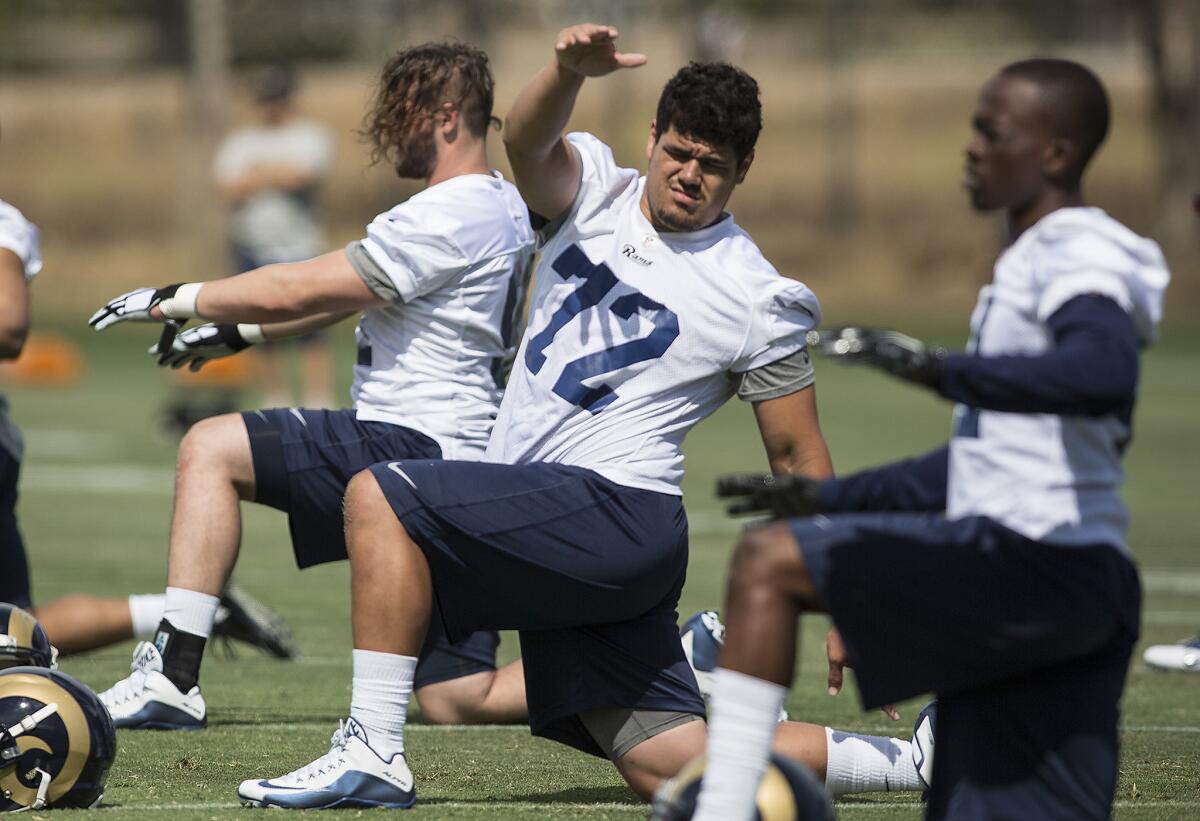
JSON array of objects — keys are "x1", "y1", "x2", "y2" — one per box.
[
  {"x1": 1042, "y1": 137, "x2": 1073, "y2": 181},
  {"x1": 646, "y1": 120, "x2": 658, "y2": 162},
  {"x1": 735, "y1": 149, "x2": 755, "y2": 184},
  {"x1": 438, "y1": 102, "x2": 459, "y2": 141}
]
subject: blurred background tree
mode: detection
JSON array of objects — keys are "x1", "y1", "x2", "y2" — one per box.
[{"x1": 0, "y1": 0, "x2": 1192, "y2": 326}]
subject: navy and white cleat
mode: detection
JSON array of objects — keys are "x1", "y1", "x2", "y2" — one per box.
[
  {"x1": 98, "y1": 641, "x2": 207, "y2": 730},
  {"x1": 238, "y1": 718, "x2": 416, "y2": 810},
  {"x1": 911, "y1": 699, "x2": 937, "y2": 792},
  {"x1": 1143, "y1": 636, "x2": 1200, "y2": 672},
  {"x1": 680, "y1": 610, "x2": 724, "y2": 702},
  {"x1": 680, "y1": 610, "x2": 788, "y2": 722}
]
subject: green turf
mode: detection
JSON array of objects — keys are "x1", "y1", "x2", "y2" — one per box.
[{"x1": 6, "y1": 321, "x2": 1199, "y2": 819}]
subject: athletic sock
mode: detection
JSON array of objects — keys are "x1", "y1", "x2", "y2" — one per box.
[
  {"x1": 128, "y1": 594, "x2": 166, "y2": 638},
  {"x1": 155, "y1": 587, "x2": 219, "y2": 693},
  {"x1": 693, "y1": 668, "x2": 787, "y2": 821},
  {"x1": 163, "y1": 586, "x2": 220, "y2": 638},
  {"x1": 350, "y1": 649, "x2": 416, "y2": 762},
  {"x1": 824, "y1": 726, "x2": 923, "y2": 796}
]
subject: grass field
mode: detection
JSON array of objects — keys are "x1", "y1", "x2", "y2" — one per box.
[{"x1": 6, "y1": 320, "x2": 1199, "y2": 820}]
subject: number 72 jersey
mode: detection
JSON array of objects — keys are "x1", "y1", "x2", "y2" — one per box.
[{"x1": 485, "y1": 132, "x2": 821, "y2": 495}]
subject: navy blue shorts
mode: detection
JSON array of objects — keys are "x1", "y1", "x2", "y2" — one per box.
[
  {"x1": 243, "y1": 408, "x2": 497, "y2": 689},
  {"x1": 0, "y1": 447, "x2": 31, "y2": 609},
  {"x1": 369, "y1": 459, "x2": 706, "y2": 757},
  {"x1": 792, "y1": 512, "x2": 1140, "y2": 820}
]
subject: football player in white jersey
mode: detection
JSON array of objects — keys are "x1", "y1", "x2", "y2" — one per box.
[
  {"x1": 0, "y1": 199, "x2": 289, "y2": 659},
  {"x1": 89, "y1": 43, "x2": 536, "y2": 732},
  {"x1": 700, "y1": 59, "x2": 1170, "y2": 821},
  {"x1": 237, "y1": 24, "x2": 924, "y2": 811}
]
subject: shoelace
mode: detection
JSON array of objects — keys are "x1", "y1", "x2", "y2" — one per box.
[
  {"x1": 278, "y1": 721, "x2": 352, "y2": 784},
  {"x1": 102, "y1": 664, "x2": 150, "y2": 706}
]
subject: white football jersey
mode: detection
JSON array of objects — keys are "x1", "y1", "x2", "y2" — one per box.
[
  {"x1": 487, "y1": 133, "x2": 821, "y2": 494},
  {"x1": 0, "y1": 200, "x2": 42, "y2": 280},
  {"x1": 352, "y1": 172, "x2": 536, "y2": 460},
  {"x1": 947, "y1": 207, "x2": 1170, "y2": 552},
  {"x1": 0, "y1": 199, "x2": 41, "y2": 460}
]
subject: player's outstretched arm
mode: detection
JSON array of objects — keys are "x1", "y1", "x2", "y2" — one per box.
[
  {"x1": 815, "y1": 297, "x2": 1139, "y2": 417},
  {"x1": 719, "y1": 444, "x2": 951, "y2": 518},
  {"x1": 89, "y1": 250, "x2": 383, "y2": 331},
  {"x1": 808, "y1": 327, "x2": 946, "y2": 389},
  {"x1": 716, "y1": 472, "x2": 825, "y2": 518},
  {"x1": 152, "y1": 310, "x2": 355, "y2": 371},
  {"x1": 504, "y1": 23, "x2": 646, "y2": 221}
]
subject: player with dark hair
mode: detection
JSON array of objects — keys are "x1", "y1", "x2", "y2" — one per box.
[
  {"x1": 693, "y1": 58, "x2": 1169, "y2": 820},
  {"x1": 91, "y1": 41, "x2": 534, "y2": 732},
  {"x1": 654, "y1": 61, "x2": 762, "y2": 165},
  {"x1": 235, "y1": 24, "x2": 924, "y2": 810}
]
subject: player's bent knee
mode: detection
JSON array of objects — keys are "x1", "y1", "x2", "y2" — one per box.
[
  {"x1": 343, "y1": 469, "x2": 402, "y2": 552},
  {"x1": 730, "y1": 523, "x2": 816, "y2": 602},
  {"x1": 176, "y1": 413, "x2": 252, "y2": 476},
  {"x1": 609, "y1": 715, "x2": 707, "y2": 801}
]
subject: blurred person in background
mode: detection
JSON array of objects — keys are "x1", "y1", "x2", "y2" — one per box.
[
  {"x1": 0, "y1": 197, "x2": 289, "y2": 658},
  {"x1": 214, "y1": 66, "x2": 335, "y2": 408}
]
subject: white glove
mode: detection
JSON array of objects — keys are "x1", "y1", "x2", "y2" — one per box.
[{"x1": 90, "y1": 283, "x2": 202, "y2": 330}]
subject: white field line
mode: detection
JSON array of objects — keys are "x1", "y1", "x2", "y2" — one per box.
[
  {"x1": 201, "y1": 721, "x2": 1200, "y2": 735},
  {"x1": 91, "y1": 799, "x2": 1200, "y2": 813},
  {"x1": 22, "y1": 463, "x2": 174, "y2": 494},
  {"x1": 22, "y1": 427, "x2": 125, "y2": 459},
  {"x1": 95, "y1": 800, "x2": 644, "y2": 813}
]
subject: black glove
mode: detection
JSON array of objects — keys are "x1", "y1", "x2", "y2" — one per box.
[
  {"x1": 807, "y1": 327, "x2": 946, "y2": 389},
  {"x1": 716, "y1": 473, "x2": 825, "y2": 518},
  {"x1": 151, "y1": 322, "x2": 254, "y2": 371}
]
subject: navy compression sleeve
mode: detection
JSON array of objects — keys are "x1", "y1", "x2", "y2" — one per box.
[
  {"x1": 938, "y1": 294, "x2": 1139, "y2": 416},
  {"x1": 817, "y1": 445, "x2": 949, "y2": 513}
]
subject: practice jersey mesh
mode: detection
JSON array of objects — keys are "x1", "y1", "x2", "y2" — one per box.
[
  {"x1": 947, "y1": 207, "x2": 1170, "y2": 552},
  {"x1": 0, "y1": 199, "x2": 41, "y2": 460},
  {"x1": 487, "y1": 133, "x2": 821, "y2": 494},
  {"x1": 351, "y1": 172, "x2": 536, "y2": 461},
  {"x1": 0, "y1": 200, "x2": 42, "y2": 281}
]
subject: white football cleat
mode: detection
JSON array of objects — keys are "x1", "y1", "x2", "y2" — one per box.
[
  {"x1": 1143, "y1": 636, "x2": 1200, "y2": 672},
  {"x1": 98, "y1": 641, "x2": 207, "y2": 730},
  {"x1": 238, "y1": 718, "x2": 416, "y2": 810},
  {"x1": 680, "y1": 610, "x2": 788, "y2": 722}
]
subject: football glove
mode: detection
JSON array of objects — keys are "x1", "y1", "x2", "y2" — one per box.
[
  {"x1": 89, "y1": 284, "x2": 186, "y2": 330},
  {"x1": 716, "y1": 473, "x2": 824, "y2": 518},
  {"x1": 153, "y1": 322, "x2": 255, "y2": 371},
  {"x1": 807, "y1": 327, "x2": 947, "y2": 389}
]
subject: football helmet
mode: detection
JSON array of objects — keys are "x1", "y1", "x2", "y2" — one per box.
[
  {"x1": 0, "y1": 604, "x2": 55, "y2": 670},
  {"x1": 0, "y1": 666, "x2": 117, "y2": 811},
  {"x1": 651, "y1": 752, "x2": 834, "y2": 821}
]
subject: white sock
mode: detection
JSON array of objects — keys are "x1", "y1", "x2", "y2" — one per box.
[
  {"x1": 128, "y1": 594, "x2": 166, "y2": 638},
  {"x1": 162, "y1": 586, "x2": 220, "y2": 638},
  {"x1": 824, "y1": 725, "x2": 923, "y2": 796},
  {"x1": 693, "y1": 668, "x2": 787, "y2": 821},
  {"x1": 350, "y1": 649, "x2": 416, "y2": 762}
]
